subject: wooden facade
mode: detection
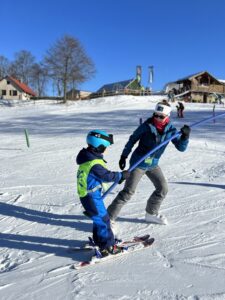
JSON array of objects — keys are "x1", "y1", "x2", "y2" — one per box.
[
  {"x1": 165, "y1": 71, "x2": 225, "y2": 103},
  {"x1": 66, "y1": 89, "x2": 92, "y2": 100}
]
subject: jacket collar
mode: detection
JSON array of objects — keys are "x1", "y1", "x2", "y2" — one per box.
[{"x1": 146, "y1": 117, "x2": 172, "y2": 135}]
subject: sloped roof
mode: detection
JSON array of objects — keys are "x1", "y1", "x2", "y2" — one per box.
[
  {"x1": 163, "y1": 72, "x2": 206, "y2": 90},
  {"x1": 175, "y1": 71, "x2": 221, "y2": 84},
  {"x1": 174, "y1": 71, "x2": 205, "y2": 82},
  {"x1": 97, "y1": 79, "x2": 134, "y2": 93},
  {"x1": 6, "y1": 76, "x2": 36, "y2": 96}
]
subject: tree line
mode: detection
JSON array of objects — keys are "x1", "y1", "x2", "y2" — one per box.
[{"x1": 0, "y1": 35, "x2": 95, "y2": 102}]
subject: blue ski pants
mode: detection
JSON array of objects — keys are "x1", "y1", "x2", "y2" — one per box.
[{"x1": 80, "y1": 194, "x2": 115, "y2": 250}]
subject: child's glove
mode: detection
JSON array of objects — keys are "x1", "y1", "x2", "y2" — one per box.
[
  {"x1": 118, "y1": 170, "x2": 130, "y2": 184},
  {"x1": 180, "y1": 125, "x2": 191, "y2": 139},
  {"x1": 119, "y1": 156, "x2": 126, "y2": 170}
]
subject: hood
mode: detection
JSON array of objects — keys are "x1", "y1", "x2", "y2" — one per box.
[{"x1": 76, "y1": 147, "x2": 103, "y2": 165}]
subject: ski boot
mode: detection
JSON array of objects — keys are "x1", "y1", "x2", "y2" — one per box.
[{"x1": 100, "y1": 244, "x2": 124, "y2": 257}]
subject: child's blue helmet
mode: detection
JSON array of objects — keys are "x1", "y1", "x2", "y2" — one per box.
[{"x1": 86, "y1": 130, "x2": 114, "y2": 150}]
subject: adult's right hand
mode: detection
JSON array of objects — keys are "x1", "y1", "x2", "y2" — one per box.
[
  {"x1": 119, "y1": 156, "x2": 126, "y2": 170},
  {"x1": 180, "y1": 125, "x2": 191, "y2": 139}
]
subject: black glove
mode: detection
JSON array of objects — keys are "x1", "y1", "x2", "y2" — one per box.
[
  {"x1": 119, "y1": 156, "x2": 126, "y2": 170},
  {"x1": 180, "y1": 125, "x2": 191, "y2": 139},
  {"x1": 118, "y1": 170, "x2": 130, "y2": 184}
]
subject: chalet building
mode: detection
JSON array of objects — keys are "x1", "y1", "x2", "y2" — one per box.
[
  {"x1": 66, "y1": 89, "x2": 92, "y2": 100},
  {"x1": 95, "y1": 78, "x2": 142, "y2": 97},
  {"x1": 165, "y1": 71, "x2": 225, "y2": 103},
  {"x1": 0, "y1": 76, "x2": 36, "y2": 100}
]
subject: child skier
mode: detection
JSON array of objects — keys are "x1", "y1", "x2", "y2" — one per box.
[{"x1": 76, "y1": 129, "x2": 129, "y2": 257}]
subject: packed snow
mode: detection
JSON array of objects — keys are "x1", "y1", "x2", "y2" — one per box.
[{"x1": 0, "y1": 95, "x2": 225, "y2": 300}]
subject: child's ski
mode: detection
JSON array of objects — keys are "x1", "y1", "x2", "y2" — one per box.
[
  {"x1": 119, "y1": 234, "x2": 150, "y2": 246},
  {"x1": 68, "y1": 234, "x2": 150, "y2": 252},
  {"x1": 71, "y1": 237, "x2": 154, "y2": 270}
]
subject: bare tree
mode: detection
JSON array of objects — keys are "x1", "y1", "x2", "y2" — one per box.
[
  {"x1": 30, "y1": 63, "x2": 48, "y2": 97},
  {"x1": 9, "y1": 50, "x2": 36, "y2": 85},
  {"x1": 0, "y1": 55, "x2": 10, "y2": 78},
  {"x1": 51, "y1": 77, "x2": 63, "y2": 97},
  {"x1": 44, "y1": 35, "x2": 95, "y2": 102}
]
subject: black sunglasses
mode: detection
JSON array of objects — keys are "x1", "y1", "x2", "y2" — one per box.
[{"x1": 153, "y1": 113, "x2": 166, "y2": 120}]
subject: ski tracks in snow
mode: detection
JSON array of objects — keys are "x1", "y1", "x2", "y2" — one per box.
[{"x1": 1, "y1": 101, "x2": 225, "y2": 299}]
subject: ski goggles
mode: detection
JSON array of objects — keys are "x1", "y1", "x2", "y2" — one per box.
[{"x1": 89, "y1": 132, "x2": 114, "y2": 145}]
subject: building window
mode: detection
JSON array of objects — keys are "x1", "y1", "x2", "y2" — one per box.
[
  {"x1": 7, "y1": 81, "x2": 10, "y2": 84},
  {"x1": 10, "y1": 90, "x2": 17, "y2": 96},
  {"x1": 2, "y1": 90, "x2": 7, "y2": 96}
]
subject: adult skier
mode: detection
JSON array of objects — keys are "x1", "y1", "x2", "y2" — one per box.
[
  {"x1": 107, "y1": 100, "x2": 190, "y2": 227},
  {"x1": 176, "y1": 101, "x2": 185, "y2": 118}
]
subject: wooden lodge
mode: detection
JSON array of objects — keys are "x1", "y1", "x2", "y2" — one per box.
[{"x1": 165, "y1": 71, "x2": 225, "y2": 103}]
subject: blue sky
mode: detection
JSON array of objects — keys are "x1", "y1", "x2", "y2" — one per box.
[{"x1": 1, "y1": 0, "x2": 225, "y2": 93}]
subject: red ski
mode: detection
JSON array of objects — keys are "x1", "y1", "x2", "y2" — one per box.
[
  {"x1": 68, "y1": 234, "x2": 150, "y2": 252},
  {"x1": 72, "y1": 236, "x2": 154, "y2": 270}
]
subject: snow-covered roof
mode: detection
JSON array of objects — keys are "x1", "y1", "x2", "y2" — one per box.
[{"x1": 218, "y1": 79, "x2": 225, "y2": 84}]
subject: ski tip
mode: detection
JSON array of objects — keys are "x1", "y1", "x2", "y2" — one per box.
[
  {"x1": 134, "y1": 234, "x2": 150, "y2": 241},
  {"x1": 70, "y1": 265, "x2": 76, "y2": 270},
  {"x1": 144, "y1": 237, "x2": 155, "y2": 246},
  {"x1": 72, "y1": 261, "x2": 91, "y2": 270}
]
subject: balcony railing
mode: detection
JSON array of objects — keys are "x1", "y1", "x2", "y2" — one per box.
[{"x1": 191, "y1": 84, "x2": 225, "y2": 94}]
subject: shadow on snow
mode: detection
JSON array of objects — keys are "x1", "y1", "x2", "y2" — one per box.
[
  {"x1": 0, "y1": 202, "x2": 94, "y2": 261},
  {"x1": 0, "y1": 202, "x2": 89, "y2": 229},
  {"x1": 0, "y1": 108, "x2": 224, "y2": 143},
  {"x1": 0, "y1": 232, "x2": 91, "y2": 262}
]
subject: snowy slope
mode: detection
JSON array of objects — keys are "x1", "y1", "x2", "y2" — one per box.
[{"x1": 0, "y1": 96, "x2": 225, "y2": 300}]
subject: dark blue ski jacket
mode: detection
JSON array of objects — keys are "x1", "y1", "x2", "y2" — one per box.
[
  {"x1": 76, "y1": 147, "x2": 120, "y2": 248},
  {"x1": 121, "y1": 117, "x2": 189, "y2": 170},
  {"x1": 76, "y1": 147, "x2": 121, "y2": 185},
  {"x1": 76, "y1": 147, "x2": 121, "y2": 216}
]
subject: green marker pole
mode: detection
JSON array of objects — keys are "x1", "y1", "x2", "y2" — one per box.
[{"x1": 24, "y1": 129, "x2": 30, "y2": 148}]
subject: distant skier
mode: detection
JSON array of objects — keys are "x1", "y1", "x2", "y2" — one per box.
[
  {"x1": 168, "y1": 90, "x2": 175, "y2": 102},
  {"x1": 107, "y1": 100, "x2": 190, "y2": 226},
  {"x1": 176, "y1": 102, "x2": 185, "y2": 118},
  {"x1": 76, "y1": 130, "x2": 129, "y2": 257}
]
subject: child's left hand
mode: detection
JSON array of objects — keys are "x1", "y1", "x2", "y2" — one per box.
[{"x1": 119, "y1": 170, "x2": 130, "y2": 184}]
